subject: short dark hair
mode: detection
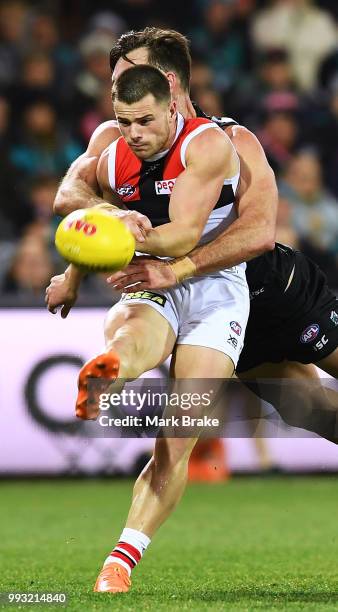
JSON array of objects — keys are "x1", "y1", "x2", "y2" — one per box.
[
  {"x1": 110, "y1": 27, "x2": 191, "y2": 91},
  {"x1": 112, "y1": 65, "x2": 171, "y2": 106}
]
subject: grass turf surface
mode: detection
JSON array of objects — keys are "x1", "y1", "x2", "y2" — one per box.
[{"x1": 1, "y1": 477, "x2": 338, "y2": 611}]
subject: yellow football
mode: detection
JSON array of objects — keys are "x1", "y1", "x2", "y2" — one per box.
[{"x1": 55, "y1": 208, "x2": 135, "y2": 271}]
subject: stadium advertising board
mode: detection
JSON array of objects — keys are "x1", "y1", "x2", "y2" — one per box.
[{"x1": 1, "y1": 309, "x2": 338, "y2": 474}]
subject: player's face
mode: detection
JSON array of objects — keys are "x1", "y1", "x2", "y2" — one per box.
[{"x1": 114, "y1": 93, "x2": 177, "y2": 159}]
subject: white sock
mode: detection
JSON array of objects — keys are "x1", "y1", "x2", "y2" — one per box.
[{"x1": 104, "y1": 528, "x2": 151, "y2": 575}]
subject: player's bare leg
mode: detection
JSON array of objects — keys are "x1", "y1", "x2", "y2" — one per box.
[
  {"x1": 241, "y1": 393, "x2": 276, "y2": 471},
  {"x1": 238, "y1": 360, "x2": 338, "y2": 443},
  {"x1": 125, "y1": 346, "x2": 233, "y2": 534},
  {"x1": 76, "y1": 303, "x2": 176, "y2": 418},
  {"x1": 94, "y1": 345, "x2": 234, "y2": 592}
]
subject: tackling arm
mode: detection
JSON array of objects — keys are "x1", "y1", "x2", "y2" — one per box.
[
  {"x1": 187, "y1": 126, "x2": 277, "y2": 274},
  {"x1": 53, "y1": 121, "x2": 121, "y2": 216},
  {"x1": 135, "y1": 128, "x2": 239, "y2": 258}
]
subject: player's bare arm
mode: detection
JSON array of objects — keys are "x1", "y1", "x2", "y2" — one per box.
[
  {"x1": 45, "y1": 264, "x2": 84, "y2": 318},
  {"x1": 53, "y1": 121, "x2": 119, "y2": 216},
  {"x1": 189, "y1": 126, "x2": 277, "y2": 274},
  {"x1": 133, "y1": 127, "x2": 239, "y2": 257}
]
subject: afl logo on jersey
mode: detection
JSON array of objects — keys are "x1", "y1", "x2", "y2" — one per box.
[
  {"x1": 117, "y1": 184, "x2": 136, "y2": 198},
  {"x1": 155, "y1": 179, "x2": 176, "y2": 195},
  {"x1": 300, "y1": 324, "x2": 320, "y2": 343}
]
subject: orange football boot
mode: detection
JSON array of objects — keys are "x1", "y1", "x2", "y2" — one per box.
[
  {"x1": 76, "y1": 351, "x2": 120, "y2": 419},
  {"x1": 94, "y1": 562, "x2": 131, "y2": 593}
]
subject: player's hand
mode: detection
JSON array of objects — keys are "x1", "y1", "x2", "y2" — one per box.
[
  {"x1": 108, "y1": 209, "x2": 152, "y2": 243},
  {"x1": 45, "y1": 273, "x2": 78, "y2": 318},
  {"x1": 106, "y1": 256, "x2": 177, "y2": 291}
]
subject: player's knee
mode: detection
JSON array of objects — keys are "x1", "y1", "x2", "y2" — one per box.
[
  {"x1": 104, "y1": 305, "x2": 129, "y2": 341},
  {"x1": 104, "y1": 308, "x2": 147, "y2": 377},
  {"x1": 111, "y1": 331, "x2": 143, "y2": 379}
]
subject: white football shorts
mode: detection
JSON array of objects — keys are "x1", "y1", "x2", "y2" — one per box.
[{"x1": 118, "y1": 266, "x2": 250, "y2": 368}]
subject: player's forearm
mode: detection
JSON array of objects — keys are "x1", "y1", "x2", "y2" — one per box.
[
  {"x1": 135, "y1": 221, "x2": 199, "y2": 258},
  {"x1": 189, "y1": 215, "x2": 275, "y2": 275},
  {"x1": 54, "y1": 153, "x2": 109, "y2": 216},
  {"x1": 54, "y1": 178, "x2": 108, "y2": 216},
  {"x1": 65, "y1": 263, "x2": 86, "y2": 288}
]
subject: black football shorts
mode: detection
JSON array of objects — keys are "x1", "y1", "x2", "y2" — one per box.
[{"x1": 237, "y1": 250, "x2": 338, "y2": 373}]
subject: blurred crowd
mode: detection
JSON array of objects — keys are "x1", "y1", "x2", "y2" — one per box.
[{"x1": 0, "y1": 0, "x2": 337, "y2": 302}]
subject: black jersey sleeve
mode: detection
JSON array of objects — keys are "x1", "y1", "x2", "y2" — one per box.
[{"x1": 192, "y1": 102, "x2": 238, "y2": 130}]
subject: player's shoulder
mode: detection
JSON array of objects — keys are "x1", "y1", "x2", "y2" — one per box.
[
  {"x1": 227, "y1": 124, "x2": 260, "y2": 146},
  {"x1": 88, "y1": 120, "x2": 121, "y2": 155},
  {"x1": 183, "y1": 120, "x2": 234, "y2": 173},
  {"x1": 184, "y1": 116, "x2": 214, "y2": 128},
  {"x1": 92, "y1": 119, "x2": 119, "y2": 135},
  {"x1": 227, "y1": 124, "x2": 272, "y2": 167},
  {"x1": 183, "y1": 116, "x2": 230, "y2": 143},
  {"x1": 182, "y1": 116, "x2": 220, "y2": 138}
]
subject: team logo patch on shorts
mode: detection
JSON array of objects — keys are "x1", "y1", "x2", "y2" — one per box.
[
  {"x1": 116, "y1": 184, "x2": 136, "y2": 198},
  {"x1": 330, "y1": 310, "x2": 338, "y2": 326},
  {"x1": 230, "y1": 321, "x2": 242, "y2": 336},
  {"x1": 300, "y1": 324, "x2": 320, "y2": 344},
  {"x1": 122, "y1": 290, "x2": 166, "y2": 307}
]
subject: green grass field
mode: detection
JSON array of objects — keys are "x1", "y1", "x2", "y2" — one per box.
[{"x1": 1, "y1": 477, "x2": 338, "y2": 611}]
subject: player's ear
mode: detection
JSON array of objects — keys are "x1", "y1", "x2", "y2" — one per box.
[
  {"x1": 169, "y1": 99, "x2": 177, "y2": 120},
  {"x1": 166, "y1": 71, "x2": 176, "y2": 92}
]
